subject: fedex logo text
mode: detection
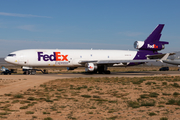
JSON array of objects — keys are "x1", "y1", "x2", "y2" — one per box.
[
  {"x1": 147, "y1": 44, "x2": 158, "y2": 49},
  {"x1": 38, "y1": 52, "x2": 68, "y2": 61}
]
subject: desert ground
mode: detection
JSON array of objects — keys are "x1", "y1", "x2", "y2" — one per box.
[{"x1": 0, "y1": 66, "x2": 180, "y2": 120}]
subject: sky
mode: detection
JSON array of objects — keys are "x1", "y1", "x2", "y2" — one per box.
[{"x1": 0, "y1": 0, "x2": 180, "y2": 57}]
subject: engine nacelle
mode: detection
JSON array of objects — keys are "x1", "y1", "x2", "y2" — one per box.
[
  {"x1": 134, "y1": 41, "x2": 165, "y2": 51},
  {"x1": 85, "y1": 63, "x2": 97, "y2": 72},
  {"x1": 22, "y1": 66, "x2": 33, "y2": 70}
]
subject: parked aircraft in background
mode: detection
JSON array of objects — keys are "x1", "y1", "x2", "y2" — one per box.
[
  {"x1": 5, "y1": 24, "x2": 169, "y2": 74},
  {"x1": 162, "y1": 52, "x2": 180, "y2": 70}
]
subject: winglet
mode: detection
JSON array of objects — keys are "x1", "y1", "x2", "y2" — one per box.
[{"x1": 160, "y1": 53, "x2": 170, "y2": 62}]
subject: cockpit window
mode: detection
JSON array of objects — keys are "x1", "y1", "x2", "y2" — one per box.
[{"x1": 7, "y1": 54, "x2": 16, "y2": 57}]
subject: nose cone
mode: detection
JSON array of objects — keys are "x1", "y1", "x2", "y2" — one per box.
[
  {"x1": 4, "y1": 57, "x2": 8, "y2": 63},
  {"x1": 4, "y1": 56, "x2": 16, "y2": 65},
  {"x1": 4, "y1": 56, "x2": 10, "y2": 64}
]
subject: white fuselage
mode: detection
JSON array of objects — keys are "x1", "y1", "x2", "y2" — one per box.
[{"x1": 5, "y1": 49, "x2": 137, "y2": 67}]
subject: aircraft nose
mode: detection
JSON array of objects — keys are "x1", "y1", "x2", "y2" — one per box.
[
  {"x1": 4, "y1": 56, "x2": 14, "y2": 64},
  {"x1": 4, "y1": 57, "x2": 8, "y2": 62}
]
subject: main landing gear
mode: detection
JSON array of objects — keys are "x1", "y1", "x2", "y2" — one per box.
[
  {"x1": 23, "y1": 69, "x2": 48, "y2": 75},
  {"x1": 96, "y1": 65, "x2": 111, "y2": 74}
]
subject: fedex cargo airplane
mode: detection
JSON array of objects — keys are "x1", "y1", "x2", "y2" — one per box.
[{"x1": 5, "y1": 24, "x2": 169, "y2": 74}]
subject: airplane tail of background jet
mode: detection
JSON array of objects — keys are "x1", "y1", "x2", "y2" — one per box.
[{"x1": 134, "y1": 24, "x2": 169, "y2": 52}]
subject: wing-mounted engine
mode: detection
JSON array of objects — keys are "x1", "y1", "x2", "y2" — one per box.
[
  {"x1": 134, "y1": 41, "x2": 167, "y2": 51},
  {"x1": 85, "y1": 63, "x2": 97, "y2": 72}
]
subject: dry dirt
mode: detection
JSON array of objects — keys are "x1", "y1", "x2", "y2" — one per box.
[{"x1": 0, "y1": 67, "x2": 180, "y2": 120}]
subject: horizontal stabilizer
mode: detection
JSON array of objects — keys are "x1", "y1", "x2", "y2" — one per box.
[{"x1": 147, "y1": 53, "x2": 175, "y2": 59}]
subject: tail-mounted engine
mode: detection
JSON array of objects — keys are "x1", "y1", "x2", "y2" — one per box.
[
  {"x1": 85, "y1": 63, "x2": 97, "y2": 72},
  {"x1": 134, "y1": 41, "x2": 168, "y2": 51}
]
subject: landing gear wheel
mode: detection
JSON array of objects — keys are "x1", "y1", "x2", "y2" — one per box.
[
  {"x1": 104, "y1": 70, "x2": 111, "y2": 74},
  {"x1": 30, "y1": 70, "x2": 36, "y2": 75}
]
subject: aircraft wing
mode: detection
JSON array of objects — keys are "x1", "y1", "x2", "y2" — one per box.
[
  {"x1": 79, "y1": 59, "x2": 159, "y2": 65},
  {"x1": 79, "y1": 53, "x2": 171, "y2": 65}
]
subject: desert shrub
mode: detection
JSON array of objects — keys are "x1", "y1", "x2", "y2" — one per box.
[
  {"x1": 14, "y1": 94, "x2": 23, "y2": 98},
  {"x1": 57, "y1": 89, "x2": 64, "y2": 91},
  {"x1": 157, "y1": 105, "x2": 165, "y2": 107},
  {"x1": 131, "y1": 78, "x2": 146, "y2": 84},
  {"x1": 171, "y1": 83, "x2": 180, "y2": 87},
  {"x1": 20, "y1": 100, "x2": 31, "y2": 104},
  {"x1": 160, "y1": 117, "x2": 168, "y2": 120},
  {"x1": 0, "y1": 112, "x2": 10, "y2": 115},
  {"x1": 141, "y1": 100, "x2": 155, "y2": 106},
  {"x1": 20, "y1": 106, "x2": 28, "y2": 109},
  {"x1": 173, "y1": 92, "x2": 180, "y2": 96},
  {"x1": 59, "y1": 105, "x2": 66, "y2": 108},
  {"x1": 43, "y1": 112, "x2": 50, "y2": 114},
  {"x1": 176, "y1": 100, "x2": 180, "y2": 106},
  {"x1": 12, "y1": 100, "x2": 19, "y2": 103},
  {"x1": 27, "y1": 97, "x2": 36, "y2": 101},
  {"x1": 95, "y1": 99, "x2": 108, "y2": 101},
  {"x1": 140, "y1": 94, "x2": 149, "y2": 98},
  {"x1": 162, "y1": 93, "x2": 171, "y2": 96},
  {"x1": 149, "y1": 92, "x2": 159, "y2": 97},
  {"x1": 28, "y1": 102, "x2": 37, "y2": 106},
  {"x1": 89, "y1": 106, "x2": 96, "y2": 109},
  {"x1": 107, "y1": 116, "x2": 118, "y2": 119},
  {"x1": 108, "y1": 109, "x2": 116, "y2": 113},
  {"x1": 45, "y1": 99, "x2": 53, "y2": 102},
  {"x1": 44, "y1": 117, "x2": 53, "y2": 120},
  {"x1": 1, "y1": 104, "x2": 11, "y2": 110},
  {"x1": 87, "y1": 88, "x2": 92, "y2": 91},
  {"x1": 25, "y1": 111, "x2": 34, "y2": 114},
  {"x1": 32, "y1": 116, "x2": 37, "y2": 118},
  {"x1": 162, "y1": 82, "x2": 167, "y2": 86},
  {"x1": 81, "y1": 95, "x2": 91, "y2": 98},
  {"x1": 70, "y1": 85, "x2": 74, "y2": 89},
  {"x1": 166, "y1": 99, "x2": 176, "y2": 105},
  {"x1": 39, "y1": 98, "x2": 46, "y2": 101},
  {"x1": 40, "y1": 84, "x2": 46, "y2": 88},
  {"x1": 108, "y1": 100, "x2": 117, "y2": 103},
  {"x1": 172, "y1": 78, "x2": 180, "y2": 82},
  {"x1": 75, "y1": 85, "x2": 87, "y2": 90},
  {"x1": 128, "y1": 101, "x2": 140, "y2": 108},
  {"x1": 145, "y1": 82, "x2": 156, "y2": 85},
  {"x1": 93, "y1": 95, "x2": 100, "y2": 98},
  {"x1": 88, "y1": 112, "x2": 93, "y2": 114},
  {"x1": 4, "y1": 94, "x2": 11, "y2": 96},
  {"x1": 149, "y1": 112, "x2": 156, "y2": 116}
]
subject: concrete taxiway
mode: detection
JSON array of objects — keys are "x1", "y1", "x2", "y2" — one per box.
[{"x1": 40, "y1": 71, "x2": 180, "y2": 78}]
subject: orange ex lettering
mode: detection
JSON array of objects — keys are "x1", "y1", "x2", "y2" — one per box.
[{"x1": 56, "y1": 52, "x2": 61, "y2": 61}]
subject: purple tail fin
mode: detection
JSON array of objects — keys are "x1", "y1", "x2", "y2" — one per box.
[
  {"x1": 145, "y1": 24, "x2": 168, "y2": 44},
  {"x1": 134, "y1": 24, "x2": 169, "y2": 51}
]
